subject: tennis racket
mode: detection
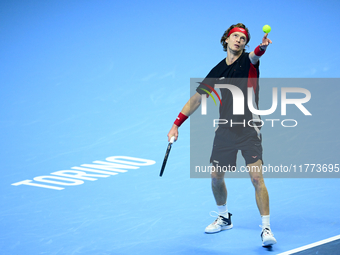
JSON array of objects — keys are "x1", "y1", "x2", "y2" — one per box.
[{"x1": 159, "y1": 136, "x2": 175, "y2": 177}]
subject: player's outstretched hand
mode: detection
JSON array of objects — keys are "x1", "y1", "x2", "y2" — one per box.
[
  {"x1": 167, "y1": 124, "x2": 178, "y2": 142},
  {"x1": 260, "y1": 33, "x2": 272, "y2": 50}
]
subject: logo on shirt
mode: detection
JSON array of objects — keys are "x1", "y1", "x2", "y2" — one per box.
[
  {"x1": 199, "y1": 82, "x2": 223, "y2": 115},
  {"x1": 198, "y1": 82, "x2": 222, "y2": 107}
]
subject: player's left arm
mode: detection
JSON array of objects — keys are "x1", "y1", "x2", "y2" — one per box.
[{"x1": 249, "y1": 33, "x2": 272, "y2": 65}]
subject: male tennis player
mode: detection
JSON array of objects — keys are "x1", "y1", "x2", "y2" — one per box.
[{"x1": 167, "y1": 23, "x2": 276, "y2": 247}]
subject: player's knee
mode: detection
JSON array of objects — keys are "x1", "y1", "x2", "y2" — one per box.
[
  {"x1": 211, "y1": 175, "x2": 224, "y2": 187},
  {"x1": 211, "y1": 169, "x2": 223, "y2": 179},
  {"x1": 250, "y1": 175, "x2": 264, "y2": 187}
]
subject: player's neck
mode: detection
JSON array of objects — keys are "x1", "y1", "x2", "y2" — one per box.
[{"x1": 226, "y1": 49, "x2": 242, "y2": 65}]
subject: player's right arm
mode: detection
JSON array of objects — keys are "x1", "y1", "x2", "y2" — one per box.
[
  {"x1": 249, "y1": 33, "x2": 272, "y2": 64},
  {"x1": 167, "y1": 92, "x2": 202, "y2": 142}
]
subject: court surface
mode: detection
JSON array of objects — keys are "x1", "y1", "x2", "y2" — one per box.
[
  {"x1": 1, "y1": 1, "x2": 340, "y2": 255},
  {"x1": 2, "y1": 79, "x2": 340, "y2": 254}
]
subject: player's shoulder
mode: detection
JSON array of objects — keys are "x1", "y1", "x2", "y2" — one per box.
[
  {"x1": 213, "y1": 57, "x2": 229, "y2": 71},
  {"x1": 214, "y1": 58, "x2": 227, "y2": 68},
  {"x1": 240, "y1": 52, "x2": 256, "y2": 65},
  {"x1": 205, "y1": 58, "x2": 227, "y2": 78},
  {"x1": 241, "y1": 51, "x2": 250, "y2": 59}
]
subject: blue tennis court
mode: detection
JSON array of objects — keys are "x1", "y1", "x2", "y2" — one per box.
[{"x1": 1, "y1": 1, "x2": 340, "y2": 254}]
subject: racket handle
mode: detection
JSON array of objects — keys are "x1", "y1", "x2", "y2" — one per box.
[{"x1": 170, "y1": 136, "x2": 175, "y2": 144}]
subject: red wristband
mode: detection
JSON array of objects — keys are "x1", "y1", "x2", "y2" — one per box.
[
  {"x1": 174, "y1": 112, "x2": 188, "y2": 127},
  {"x1": 254, "y1": 45, "x2": 266, "y2": 56}
]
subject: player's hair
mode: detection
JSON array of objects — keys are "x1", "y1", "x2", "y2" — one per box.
[{"x1": 220, "y1": 23, "x2": 250, "y2": 52}]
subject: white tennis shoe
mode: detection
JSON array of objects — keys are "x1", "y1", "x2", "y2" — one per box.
[
  {"x1": 205, "y1": 212, "x2": 233, "y2": 233},
  {"x1": 261, "y1": 228, "x2": 277, "y2": 246}
]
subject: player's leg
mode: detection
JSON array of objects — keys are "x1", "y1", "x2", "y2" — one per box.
[
  {"x1": 247, "y1": 160, "x2": 276, "y2": 246},
  {"x1": 240, "y1": 129, "x2": 269, "y2": 216},
  {"x1": 210, "y1": 127, "x2": 237, "y2": 207},
  {"x1": 205, "y1": 167, "x2": 233, "y2": 233},
  {"x1": 211, "y1": 166, "x2": 227, "y2": 206},
  {"x1": 247, "y1": 160, "x2": 269, "y2": 215},
  {"x1": 241, "y1": 128, "x2": 277, "y2": 246},
  {"x1": 205, "y1": 128, "x2": 236, "y2": 234}
]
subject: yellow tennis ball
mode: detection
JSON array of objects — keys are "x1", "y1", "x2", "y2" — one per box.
[{"x1": 262, "y1": 25, "x2": 271, "y2": 33}]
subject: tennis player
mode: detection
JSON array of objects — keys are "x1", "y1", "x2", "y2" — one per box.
[{"x1": 167, "y1": 23, "x2": 276, "y2": 247}]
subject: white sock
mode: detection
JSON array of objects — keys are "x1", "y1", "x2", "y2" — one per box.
[
  {"x1": 261, "y1": 215, "x2": 270, "y2": 229},
  {"x1": 217, "y1": 204, "x2": 228, "y2": 218}
]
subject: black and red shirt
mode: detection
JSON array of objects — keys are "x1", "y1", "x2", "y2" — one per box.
[{"x1": 196, "y1": 52, "x2": 261, "y2": 130}]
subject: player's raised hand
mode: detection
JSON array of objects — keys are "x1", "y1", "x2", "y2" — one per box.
[{"x1": 260, "y1": 33, "x2": 272, "y2": 50}]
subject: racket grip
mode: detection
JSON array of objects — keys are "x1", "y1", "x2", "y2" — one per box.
[{"x1": 170, "y1": 136, "x2": 175, "y2": 144}]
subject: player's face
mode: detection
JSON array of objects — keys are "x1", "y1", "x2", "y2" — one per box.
[{"x1": 226, "y1": 32, "x2": 247, "y2": 52}]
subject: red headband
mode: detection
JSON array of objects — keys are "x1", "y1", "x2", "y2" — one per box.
[{"x1": 227, "y1": 27, "x2": 249, "y2": 42}]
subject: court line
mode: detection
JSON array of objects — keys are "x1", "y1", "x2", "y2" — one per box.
[{"x1": 277, "y1": 234, "x2": 340, "y2": 255}]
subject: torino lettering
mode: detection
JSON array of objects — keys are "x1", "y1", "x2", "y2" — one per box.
[
  {"x1": 11, "y1": 156, "x2": 156, "y2": 190},
  {"x1": 200, "y1": 85, "x2": 312, "y2": 116}
]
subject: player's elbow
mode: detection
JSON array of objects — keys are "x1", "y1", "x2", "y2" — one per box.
[
  {"x1": 249, "y1": 52, "x2": 260, "y2": 65},
  {"x1": 193, "y1": 92, "x2": 202, "y2": 105}
]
